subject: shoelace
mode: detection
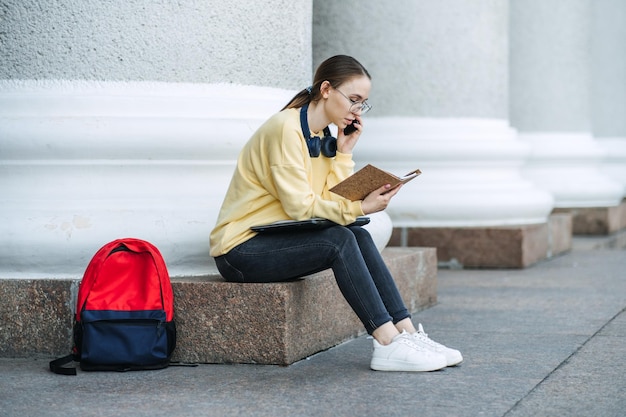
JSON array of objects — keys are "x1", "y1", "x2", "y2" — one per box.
[
  {"x1": 414, "y1": 325, "x2": 445, "y2": 350},
  {"x1": 414, "y1": 332, "x2": 441, "y2": 348},
  {"x1": 396, "y1": 332, "x2": 429, "y2": 352}
]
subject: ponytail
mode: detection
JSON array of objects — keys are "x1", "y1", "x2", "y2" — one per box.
[{"x1": 281, "y1": 88, "x2": 312, "y2": 111}]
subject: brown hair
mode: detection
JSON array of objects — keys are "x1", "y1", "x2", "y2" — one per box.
[{"x1": 281, "y1": 55, "x2": 371, "y2": 111}]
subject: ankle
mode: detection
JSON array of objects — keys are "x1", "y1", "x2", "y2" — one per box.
[
  {"x1": 394, "y1": 318, "x2": 417, "y2": 334},
  {"x1": 372, "y1": 322, "x2": 400, "y2": 346}
]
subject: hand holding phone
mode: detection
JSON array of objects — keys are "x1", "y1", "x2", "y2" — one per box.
[{"x1": 343, "y1": 120, "x2": 359, "y2": 135}]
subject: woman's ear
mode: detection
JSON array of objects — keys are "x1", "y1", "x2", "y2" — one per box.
[{"x1": 320, "y1": 80, "x2": 332, "y2": 99}]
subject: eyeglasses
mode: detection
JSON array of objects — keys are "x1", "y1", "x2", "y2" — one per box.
[{"x1": 335, "y1": 88, "x2": 372, "y2": 115}]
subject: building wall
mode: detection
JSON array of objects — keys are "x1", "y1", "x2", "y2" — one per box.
[
  {"x1": 590, "y1": 0, "x2": 626, "y2": 138},
  {"x1": 510, "y1": 0, "x2": 624, "y2": 206},
  {"x1": 314, "y1": 0, "x2": 508, "y2": 119},
  {"x1": 509, "y1": 0, "x2": 591, "y2": 132},
  {"x1": 0, "y1": 0, "x2": 311, "y2": 88}
]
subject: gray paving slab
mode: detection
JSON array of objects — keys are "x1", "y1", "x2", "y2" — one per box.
[
  {"x1": 505, "y1": 309, "x2": 626, "y2": 417},
  {"x1": 0, "y1": 246, "x2": 624, "y2": 417}
]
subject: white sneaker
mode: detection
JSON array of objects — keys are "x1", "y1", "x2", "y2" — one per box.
[
  {"x1": 412, "y1": 323, "x2": 463, "y2": 366},
  {"x1": 370, "y1": 330, "x2": 447, "y2": 372}
]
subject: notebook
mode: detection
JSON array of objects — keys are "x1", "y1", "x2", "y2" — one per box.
[{"x1": 251, "y1": 217, "x2": 370, "y2": 233}]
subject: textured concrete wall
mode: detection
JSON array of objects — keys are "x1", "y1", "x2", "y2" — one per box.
[
  {"x1": 510, "y1": 0, "x2": 592, "y2": 132},
  {"x1": 0, "y1": 0, "x2": 311, "y2": 88},
  {"x1": 591, "y1": 0, "x2": 626, "y2": 137},
  {"x1": 313, "y1": 0, "x2": 508, "y2": 118}
]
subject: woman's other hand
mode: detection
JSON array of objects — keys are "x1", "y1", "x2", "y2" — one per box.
[{"x1": 360, "y1": 183, "x2": 402, "y2": 214}]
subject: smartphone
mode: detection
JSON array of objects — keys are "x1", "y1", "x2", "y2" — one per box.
[{"x1": 343, "y1": 120, "x2": 359, "y2": 135}]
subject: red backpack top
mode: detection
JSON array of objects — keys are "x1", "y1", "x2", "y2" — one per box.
[{"x1": 76, "y1": 238, "x2": 175, "y2": 322}]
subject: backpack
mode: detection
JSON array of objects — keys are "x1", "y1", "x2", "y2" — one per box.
[{"x1": 50, "y1": 238, "x2": 176, "y2": 375}]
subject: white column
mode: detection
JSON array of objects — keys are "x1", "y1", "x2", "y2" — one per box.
[
  {"x1": 591, "y1": 0, "x2": 626, "y2": 197},
  {"x1": 314, "y1": 0, "x2": 554, "y2": 227},
  {"x1": 0, "y1": 0, "x2": 311, "y2": 278},
  {"x1": 510, "y1": 0, "x2": 623, "y2": 207},
  {"x1": 0, "y1": 82, "x2": 294, "y2": 278}
]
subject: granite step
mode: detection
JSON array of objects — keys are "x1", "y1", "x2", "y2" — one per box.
[
  {"x1": 389, "y1": 213, "x2": 573, "y2": 268},
  {"x1": 0, "y1": 247, "x2": 437, "y2": 365}
]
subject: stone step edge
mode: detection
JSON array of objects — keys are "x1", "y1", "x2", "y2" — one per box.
[
  {"x1": 0, "y1": 247, "x2": 438, "y2": 365},
  {"x1": 389, "y1": 213, "x2": 573, "y2": 268}
]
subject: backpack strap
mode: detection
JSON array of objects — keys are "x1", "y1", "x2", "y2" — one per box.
[
  {"x1": 49, "y1": 354, "x2": 77, "y2": 376},
  {"x1": 168, "y1": 361, "x2": 199, "y2": 367}
]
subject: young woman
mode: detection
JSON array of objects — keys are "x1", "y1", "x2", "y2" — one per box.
[{"x1": 210, "y1": 55, "x2": 462, "y2": 371}]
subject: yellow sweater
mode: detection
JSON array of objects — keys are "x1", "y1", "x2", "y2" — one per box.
[{"x1": 209, "y1": 108, "x2": 364, "y2": 256}]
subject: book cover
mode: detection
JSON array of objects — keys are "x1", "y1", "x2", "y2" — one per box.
[{"x1": 329, "y1": 164, "x2": 421, "y2": 201}]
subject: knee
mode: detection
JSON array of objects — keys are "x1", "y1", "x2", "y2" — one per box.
[
  {"x1": 321, "y1": 226, "x2": 359, "y2": 249},
  {"x1": 350, "y1": 225, "x2": 375, "y2": 244},
  {"x1": 324, "y1": 225, "x2": 355, "y2": 239}
]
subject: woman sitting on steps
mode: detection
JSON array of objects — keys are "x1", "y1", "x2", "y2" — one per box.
[{"x1": 209, "y1": 55, "x2": 462, "y2": 371}]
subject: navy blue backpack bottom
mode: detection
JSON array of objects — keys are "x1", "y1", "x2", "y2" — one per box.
[{"x1": 73, "y1": 310, "x2": 177, "y2": 372}]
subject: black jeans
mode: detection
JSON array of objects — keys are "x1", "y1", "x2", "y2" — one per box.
[{"x1": 214, "y1": 225, "x2": 411, "y2": 334}]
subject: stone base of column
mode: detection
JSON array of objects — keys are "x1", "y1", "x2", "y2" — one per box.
[
  {"x1": 553, "y1": 199, "x2": 626, "y2": 235},
  {"x1": 389, "y1": 214, "x2": 572, "y2": 269}
]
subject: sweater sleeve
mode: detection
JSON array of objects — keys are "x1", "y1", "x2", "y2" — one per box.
[
  {"x1": 261, "y1": 117, "x2": 363, "y2": 224},
  {"x1": 323, "y1": 151, "x2": 356, "y2": 200}
]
